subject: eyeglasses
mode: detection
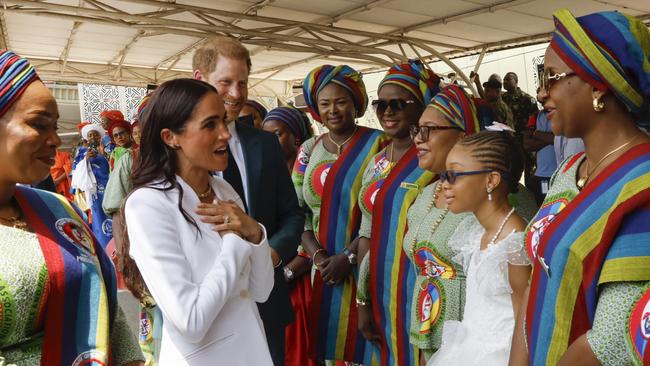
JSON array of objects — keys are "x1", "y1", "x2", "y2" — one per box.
[
  {"x1": 540, "y1": 69, "x2": 576, "y2": 92},
  {"x1": 371, "y1": 99, "x2": 416, "y2": 114},
  {"x1": 112, "y1": 130, "x2": 129, "y2": 139},
  {"x1": 438, "y1": 169, "x2": 509, "y2": 184},
  {"x1": 409, "y1": 125, "x2": 462, "y2": 141}
]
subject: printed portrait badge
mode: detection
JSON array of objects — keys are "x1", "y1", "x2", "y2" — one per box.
[
  {"x1": 309, "y1": 161, "x2": 334, "y2": 198},
  {"x1": 55, "y1": 218, "x2": 96, "y2": 263},
  {"x1": 362, "y1": 179, "x2": 384, "y2": 213},
  {"x1": 417, "y1": 281, "x2": 442, "y2": 335},
  {"x1": 527, "y1": 198, "x2": 567, "y2": 277},
  {"x1": 72, "y1": 350, "x2": 107, "y2": 366},
  {"x1": 628, "y1": 288, "x2": 650, "y2": 365}
]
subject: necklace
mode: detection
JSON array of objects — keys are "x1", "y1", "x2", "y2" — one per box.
[
  {"x1": 197, "y1": 184, "x2": 213, "y2": 199},
  {"x1": 410, "y1": 182, "x2": 449, "y2": 262},
  {"x1": 577, "y1": 137, "x2": 636, "y2": 189},
  {"x1": 327, "y1": 125, "x2": 358, "y2": 155},
  {"x1": 486, "y1": 207, "x2": 515, "y2": 249}
]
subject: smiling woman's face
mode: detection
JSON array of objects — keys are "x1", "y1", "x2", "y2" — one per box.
[{"x1": 0, "y1": 81, "x2": 60, "y2": 184}]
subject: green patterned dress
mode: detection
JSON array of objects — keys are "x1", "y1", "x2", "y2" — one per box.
[
  {"x1": 0, "y1": 225, "x2": 143, "y2": 365},
  {"x1": 293, "y1": 136, "x2": 338, "y2": 235},
  {"x1": 403, "y1": 182, "x2": 470, "y2": 356}
]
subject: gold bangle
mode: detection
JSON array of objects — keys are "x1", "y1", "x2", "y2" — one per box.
[{"x1": 312, "y1": 248, "x2": 327, "y2": 261}]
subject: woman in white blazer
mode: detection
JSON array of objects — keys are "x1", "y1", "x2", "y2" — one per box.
[{"x1": 124, "y1": 78, "x2": 275, "y2": 365}]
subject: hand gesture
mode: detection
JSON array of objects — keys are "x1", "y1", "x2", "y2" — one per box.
[{"x1": 196, "y1": 199, "x2": 262, "y2": 243}]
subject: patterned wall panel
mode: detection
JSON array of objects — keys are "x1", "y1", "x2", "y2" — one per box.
[{"x1": 78, "y1": 83, "x2": 146, "y2": 124}]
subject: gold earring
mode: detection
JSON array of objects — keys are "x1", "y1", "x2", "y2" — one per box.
[{"x1": 593, "y1": 97, "x2": 604, "y2": 112}]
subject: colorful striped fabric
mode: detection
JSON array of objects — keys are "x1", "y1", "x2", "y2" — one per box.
[
  {"x1": 263, "y1": 106, "x2": 312, "y2": 143},
  {"x1": 244, "y1": 99, "x2": 268, "y2": 120},
  {"x1": 550, "y1": 9, "x2": 650, "y2": 122},
  {"x1": 308, "y1": 126, "x2": 389, "y2": 362},
  {"x1": 525, "y1": 142, "x2": 650, "y2": 365},
  {"x1": 303, "y1": 64, "x2": 368, "y2": 123},
  {"x1": 13, "y1": 186, "x2": 117, "y2": 365},
  {"x1": 627, "y1": 285, "x2": 650, "y2": 366},
  {"x1": 378, "y1": 60, "x2": 441, "y2": 104},
  {"x1": 366, "y1": 146, "x2": 434, "y2": 366},
  {"x1": 428, "y1": 85, "x2": 480, "y2": 135},
  {"x1": 0, "y1": 51, "x2": 40, "y2": 117}
]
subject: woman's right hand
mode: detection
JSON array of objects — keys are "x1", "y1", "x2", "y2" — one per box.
[
  {"x1": 358, "y1": 303, "x2": 381, "y2": 345},
  {"x1": 196, "y1": 200, "x2": 263, "y2": 243}
]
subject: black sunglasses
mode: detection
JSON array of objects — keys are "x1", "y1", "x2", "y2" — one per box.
[
  {"x1": 371, "y1": 99, "x2": 416, "y2": 114},
  {"x1": 410, "y1": 125, "x2": 462, "y2": 141},
  {"x1": 438, "y1": 169, "x2": 510, "y2": 184}
]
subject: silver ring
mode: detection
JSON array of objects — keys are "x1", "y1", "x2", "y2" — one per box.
[
  {"x1": 223, "y1": 215, "x2": 231, "y2": 224},
  {"x1": 327, "y1": 280, "x2": 335, "y2": 285}
]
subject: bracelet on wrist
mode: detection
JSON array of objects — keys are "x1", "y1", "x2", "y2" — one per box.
[{"x1": 355, "y1": 298, "x2": 370, "y2": 307}]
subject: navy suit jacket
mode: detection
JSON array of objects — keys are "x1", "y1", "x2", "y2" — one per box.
[{"x1": 225, "y1": 120, "x2": 303, "y2": 328}]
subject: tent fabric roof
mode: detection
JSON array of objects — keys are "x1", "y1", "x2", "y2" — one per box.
[{"x1": 2, "y1": 0, "x2": 649, "y2": 86}]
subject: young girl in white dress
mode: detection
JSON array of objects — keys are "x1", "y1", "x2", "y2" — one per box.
[{"x1": 427, "y1": 131, "x2": 532, "y2": 366}]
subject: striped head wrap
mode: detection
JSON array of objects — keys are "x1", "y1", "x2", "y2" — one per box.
[
  {"x1": 263, "y1": 106, "x2": 312, "y2": 143},
  {"x1": 378, "y1": 59, "x2": 441, "y2": 104},
  {"x1": 0, "y1": 51, "x2": 40, "y2": 118},
  {"x1": 245, "y1": 100, "x2": 268, "y2": 120},
  {"x1": 303, "y1": 64, "x2": 368, "y2": 122},
  {"x1": 550, "y1": 9, "x2": 650, "y2": 121},
  {"x1": 100, "y1": 109, "x2": 125, "y2": 123},
  {"x1": 428, "y1": 85, "x2": 481, "y2": 135}
]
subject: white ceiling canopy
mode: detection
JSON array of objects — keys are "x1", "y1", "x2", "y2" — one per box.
[{"x1": 2, "y1": 0, "x2": 649, "y2": 88}]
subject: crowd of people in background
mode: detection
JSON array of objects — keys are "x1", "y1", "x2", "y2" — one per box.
[{"x1": 1, "y1": 7, "x2": 650, "y2": 366}]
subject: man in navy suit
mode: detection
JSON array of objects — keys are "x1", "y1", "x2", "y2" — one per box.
[{"x1": 193, "y1": 36, "x2": 303, "y2": 365}]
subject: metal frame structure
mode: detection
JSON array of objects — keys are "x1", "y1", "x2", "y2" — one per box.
[{"x1": 2, "y1": 0, "x2": 649, "y2": 88}]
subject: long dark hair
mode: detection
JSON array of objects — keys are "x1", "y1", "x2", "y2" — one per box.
[
  {"x1": 118, "y1": 78, "x2": 217, "y2": 301},
  {"x1": 131, "y1": 78, "x2": 218, "y2": 228}
]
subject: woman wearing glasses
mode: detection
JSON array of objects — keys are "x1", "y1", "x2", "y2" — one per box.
[
  {"x1": 354, "y1": 60, "x2": 440, "y2": 366},
  {"x1": 511, "y1": 10, "x2": 650, "y2": 366},
  {"x1": 404, "y1": 85, "x2": 536, "y2": 365},
  {"x1": 293, "y1": 65, "x2": 388, "y2": 364},
  {"x1": 107, "y1": 118, "x2": 133, "y2": 170},
  {"x1": 427, "y1": 131, "x2": 530, "y2": 366}
]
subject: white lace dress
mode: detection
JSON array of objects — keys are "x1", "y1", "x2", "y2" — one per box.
[{"x1": 427, "y1": 216, "x2": 529, "y2": 366}]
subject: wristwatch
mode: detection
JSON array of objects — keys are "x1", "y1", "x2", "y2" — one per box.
[
  {"x1": 342, "y1": 248, "x2": 357, "y2": 265},
  {"x1": 283, "y1": 266, "x2": 294, "y2": 282}
]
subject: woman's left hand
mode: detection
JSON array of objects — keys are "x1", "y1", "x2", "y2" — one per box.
[
  {"x1": 196, "y1": 200, "x2": 263, "y2": 243},
  {"x1": 319, "y1": 253, "x2": 352, "y2": 285}
]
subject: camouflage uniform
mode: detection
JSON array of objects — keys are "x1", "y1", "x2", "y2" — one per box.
[
  {"x1": 490, "y1": 97, "x2": 515, "y2": 130},
  {"x1": 503, "y1": 87, "x2": 539, "y2": 133}
]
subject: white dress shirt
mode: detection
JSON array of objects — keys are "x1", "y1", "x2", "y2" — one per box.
[{"x1": 224, "y1": 121, "x2": 250, "y2": 206}]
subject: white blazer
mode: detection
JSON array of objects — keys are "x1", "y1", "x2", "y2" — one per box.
[{"x1": 125, "y1": 175, "x2": 275, "y2": 365}]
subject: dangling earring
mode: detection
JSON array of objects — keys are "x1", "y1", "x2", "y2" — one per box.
[
  {"x1": 593, "y1": 96, "x2": 604, "y2": 112},
  {"x1": 487, "y1": 188, "x2": 492, "y2": 201}
]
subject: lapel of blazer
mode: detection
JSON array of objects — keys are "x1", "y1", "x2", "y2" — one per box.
[{"x1": 235, "y1": 121, "x2": 261, "y2": 215}]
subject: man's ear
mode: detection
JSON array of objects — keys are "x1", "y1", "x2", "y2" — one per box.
[{"x1": 193, "y1": 69, "x2": 203, "y2": 81}]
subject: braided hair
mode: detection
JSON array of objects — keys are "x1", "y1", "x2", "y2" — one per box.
[{"x1": 457, "y1": 131, "x2": 524, "y2": 193}]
